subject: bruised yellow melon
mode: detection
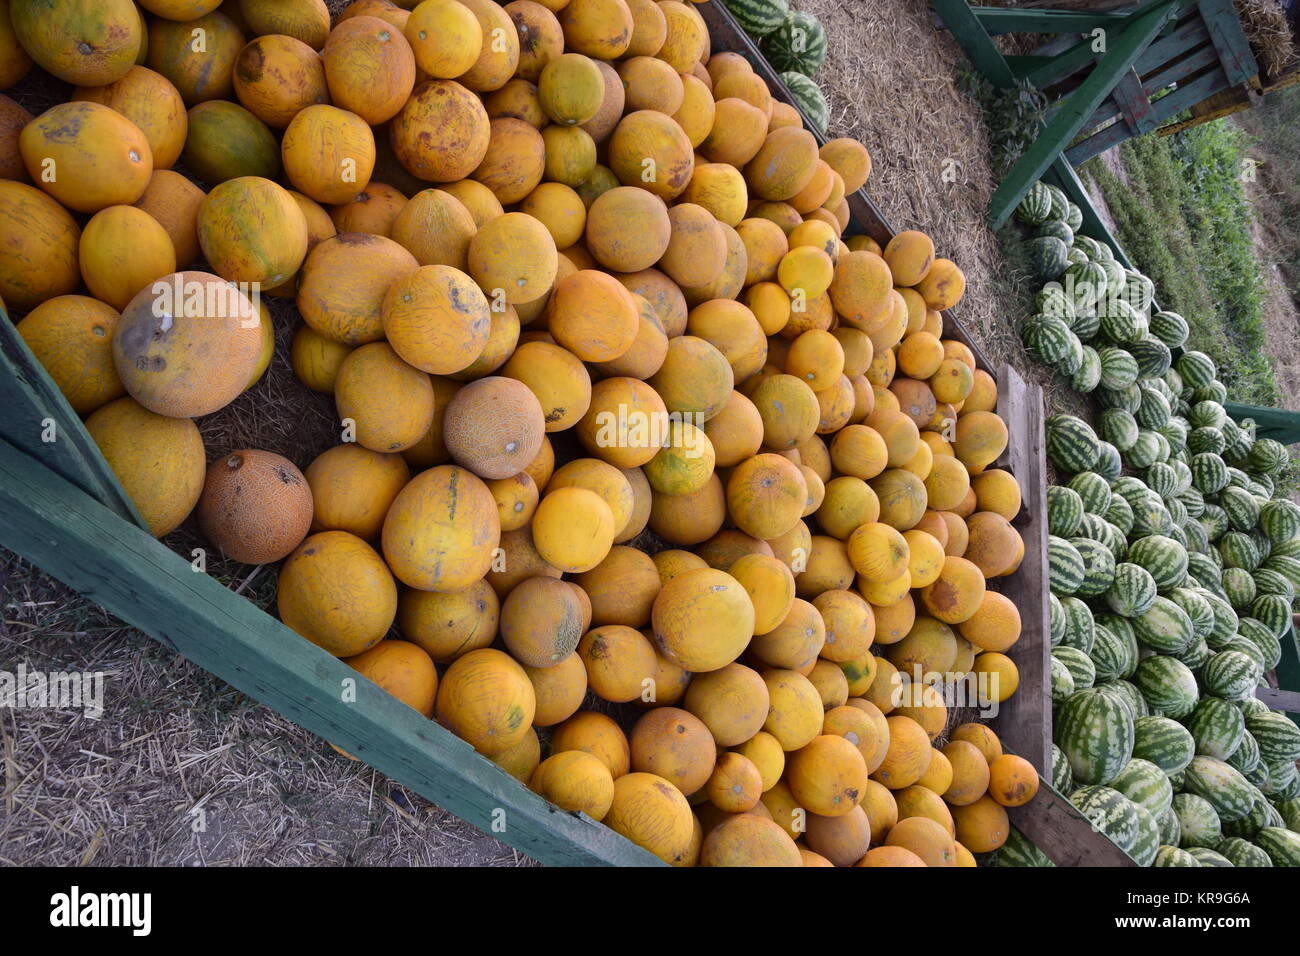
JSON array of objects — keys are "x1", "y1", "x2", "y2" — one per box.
[
  {"x1": 435, "y1": 647, "x2": 535, "y2": 755},
  {"x1": 198, "y1": 450, "x2": 313, "y2": 565},
  {"x1": 278, "y1": 530, "x2": 397, "y2": 656},
  {"x1": 381, "y1": 463, "x2": 501, "y2": 590},
  {"x1": 298, "y1": 233, "x2": 419, "y2": 344},
  {"x1": 21, "y1": 101, "x2": 152, "y2": 213}
]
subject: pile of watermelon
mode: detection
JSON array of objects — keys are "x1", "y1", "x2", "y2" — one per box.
[
  {"x1": 986, "y1": 178, "x2": 1300, "y2": 866},
  {"x1": 719, "y1": 0, "x2": 831, "y2": 131}
]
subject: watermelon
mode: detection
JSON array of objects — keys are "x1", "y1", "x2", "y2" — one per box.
[
  {"x1": 1264, "y1": 553, "x2": 1300, "y2": 589},
  {"x1": 1105, "y1": 563, "x2": 1157, "y2": 617},
  {"x1": 1187, "y1": 847, "x2": 1234, "y2": 866},
  {"x1": 1126, "y1": 431, "x2": 1163, "y2": 470},
  {"x1": 1098, "y1": 679, "x2": 1150, "y2": 720},
  {"x1": 1201, "y1": 649, "x2": 1260, "y2": 701},
  {"x1": 1109, "y1": 757, "x2": 1173, "y2": 816},
  {"x1": 1191, "y1": 452, "x2": 1230, "y2": 494},
  {"x1": 1051, "y1": 653, "x2": 1077, "y2": 702},
  {"x1": 1134, "y1": 654, "x2": 1198, "y2": 718},
  {"x1": 1216, "y1": 837, "x2": 1272, "y2": 867},
  {"x1": 1238, "y1": 617, "x2": 1282, "y2": 670},
  {"x1": 1187, "y1": 399, "x2": 1227, "y2": 429},
  {"x1": 1132, "y1": 715, "x2": 1195, "y2": 774},
  {"x1": 1259, "y1": 498, "x2": 1300, "y2": 544},
  {"x1": 1027, "y1": 237, "x2": 1070, "y2": 280},
  {"x1": 1219, "y1": 531, "x2": 1260, "y2": 571},
  {"x1": 1188, "y1": 426, "x2": 1227, "y2": 456},
  {"x1": 1134, "y1": 386, "x2": 1171, "y2": 430},
  {"x1": 1071, "y1": 537, "x2": 1116, "y2": 598},
  {"x1": 1049, "y1": 591, "x2": 1066, "y2": 648},
  {"x1": 779, "y1": 72, "x2": 828, "y2": 132},
  {"x1": 1193, "y1": 380, "x2": 1229, "y2": 404},
  {"x1": 1173, "y1": 792, "x2": 1223, "y2": 848},
  {"x1": 1222, "y1": 636, "x2": 1268, "y2": 677},
  {"x1": 1254, "y1": 567, "x2": 1296, "y2": 599},
  {"x1": 1046, "y1": 414, "x2": 1101, "y2": 474},
  {"x1": 1143, "y1": 461, "x2": 1179, "y2": 498},
  {"x1": 1058, "y1": 595, "x2": 1096, "y2": 652},
  {"x1": 762, "y1": 11, "x2": 826, "y2": 75},
  {"x1": 1016, "y1": 182, "x2": 1054, "y2": 226},
  {"x1": 1054, "y1": 646, "x2": 1096, "y2": 691},
  {"x1": 1130, "y1": 336, "x2": 1172, "y2": 379},
  {"x1": 1150, "y1": 310, "x2": 1189, "y2": 348},
  {"x1": 1202, "y1": 592, "x2": 1239, "y2": 647},
  {"x1": 1133, "y1": 597, "x2": 1194, "y2": 656},
  {"x1": 1070, "y1": 785, "x2": 1140, "y2": 850},
  {"x1": 1177, "y1": 350, "x2": 1218, "y2": 388},
  {"x1": 1167, "y1": 587, "x2": 1214, "y2": 641},
  {"x1": 1249, "y1": 437, "x2": 1290, "y2": 474},
  {"x1": 1051, "y1": 742, "x2": 1074, "y2": 794},
  {"x1": 1250, "y1": 594, "x2": 1292, "y2": 638},
  {"x1": 1089, "y1": 624, "x2": 1138, "y2": 683},
  {"x1": 1045, "y1": 488, "x2": 1084, "y2": 542},
  {"x1": 1093, "y1": 441, "x2": 1123, "y2": 480},
  {"x1": 1226, "y1": 729, "x2": 1261, "y2": 775},
  {"x1": 1184, "y1": 696, "x2": 1246, "y2": 760},
  {"x1": 1035, "y1": 284, "x2": 1075, "y2": 319},
  {"x1": 1106, "y1": 494, "x2": 1135, "y2": 535},
  {"x1": 1064, "y1": 202, "x2": 1084, "y2": 233},
  {"x1": 1221, "y1": 566, "x2": 1257, "y2": 610},
  {"x1": 1037, "y1": 220, "x2": 1074, "y2": 248},
  {"x1": 1097, "y1": 347, "x2": 1140, "y2": 391},
  {"x1": 1154, "y1": 846, "x2": 1202, "y2": 866},
  {"x1": 1065, "y1": 261, "x2": 1107, "y2": 310},
  {"x1": 1220, "y1": 792, "x2": 1277, "y2": 838},
  {"x1": 1176, "y1": 636, "x2": 1211, "y2": 670},
  {"x1": 1253, "y1": 827, "x2": 1300, "y2": 866},
  {"x1": 1277, "y1": 795, "x2": 1300, "y2": 832},
  {"x1": 1045, "y1": 183, "x2": 1069, "y2": 223},
  {"x1": 1126, "y1": 535, "x2": 1188, "y2": 592},
  {"x1": 721, "y1": 0, "x2": 790, "y2": 36},
  {"x1": 1245, "y1": 711, "x2": 1300, "y2": 763},
  {"x1": 988, "y1": 826, "x2": 1055, "y2": 867},
  {"x1": 1048, "y1": 535, "x2": 1085, "y2": 595},
  {"x1": 1098, "y1": 408, "x2": 1139, "y2": 453},
  {"x1": 1183, "y1": 755, "x2": 1257, "y2": 822},
  {"x1": 1220, "y1": 485, "x2": 1261, "y2": 532},
  {"x1": 1128, "y1": 803, "x2": 1161, "y2": 865},
  {"x1": 1055, "y1": 687, "x2": 1135, "y2": 786}
]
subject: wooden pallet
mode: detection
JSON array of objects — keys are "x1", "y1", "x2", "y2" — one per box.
[{"x1": 0, "y1": 0, "x2": 1053, "y2": 866}]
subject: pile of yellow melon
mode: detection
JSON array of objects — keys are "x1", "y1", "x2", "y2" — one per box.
[{"x1": 0, "y1": 0, "x2": 1035, "y2": 866}]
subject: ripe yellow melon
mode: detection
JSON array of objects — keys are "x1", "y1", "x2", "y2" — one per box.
[
  {"x1": 198, "y1": 176, "x2": 307, "y2": 288},
  {"x1": 407, "y1": 0, "x2": 483, "y2": 78},
  {"x1": 297, "y1": 233, "x2": 418, "y2": 344},
  {"x1": 951, "y1": 794, "x2": 1009, "y2": 853},
  {"x1": 229, "y1": 34, "x2": 327, "y2": 129},
  {"x1": 390, "y1": 189, "x2": 477, "y2": 270},
  {"x1": 334, "y1": 342, "x2": 434, "y2": 453},
  {"x1": 605, "y1": 771, "x2": 695, "y2": 865},
  {"x1": 699, "y1": 812, "x2": 802, "y2": 867},
  {"x1": 750, "y1": 598, "x2": 825, "y2": 671},
  {"x1": 277, "y1": 530, "x2": 397, "y2": 656},
  {"x1": 198, "y1": 450, "x2": 313, "y2": 565},
  {"x1": 584, "y1": 186, "x2": 671, "y2": 271},
  {"x1": 630, "y1": 706, "x2": 715, "y2": 796},
  {"x1": 608, "y1": 108, "x2": 694, "y2": 200},
  {"x1": 17, "y1": 296, "x2": 124, "y2": 415},
  {"x1": 882, "y1": 229, "x2": 935, "y2": 287},
  {"x1": 762, "y1": 668, "x2": 823, "y2": 751},
  {"x1": 10, "y1": 0, "x2": 141, "y2": 86},
  {"x1": 552, "y1": 710, "x2": 630, "y2": 778},
  {"x1": 940, "y1": 743, "x2": 991, "y2": 802},
  {"x1": 345, "y1": 639, "x2": 438, "y2": 719},
  {"x1": 501, "y1": 340, "x2": 592, "y2": 432},
  {"x1": 915, "y1": 257, "x2": 965, "y2": 311},
  {"x1": 680, "y1": 662, "x2": 767, "y2": 747},
  {"x1": 523, "y1": 651, "x2": 587, "y2": 726},
  {"x1": 574, "y1": 544, "x2": 660, "y2": 628},
  {"x1": 885, "y1": 814, "x2": 956, "y2": 867},
  {"x1": 530, "y1": 750, "x2": 615, "y2": 820},
  {"x1": 327, "y1": 181, "x2": 406, "y2": 236},
  {"x1": 467, "y1": 210, "x2": 558, "y2": 304},
  {"x1": 291, "y1": 324, "x2": 352, "y2": 394},
  {"x1": 820, "y1": 138, "x2": 871, "y2": 193},
  {"x1": 988, "y1": 754, "x2": 1039, "y2": 808},
  {"x1": 874, "y1": 714, "x2": 933, "y2": 790},
  {"x1": 390, "y1": 78, "x2": 490, "y2": 183},
  {"x1": 112, "y1": 270, "x2": 261, "y2": 418},
  {"x1": 84, "y1": 396, "x2": 203, "y2": 537},
  {"x1": 706, "y1": 751, "x2": 763, "y2": 813},
  {"x1": 321, "y1": 15, "x2": 415, "y2": 126},
  {"x1": 728, "y1": 553, "x2": 796, "y2": 637},
  {"x1": 725, "y1": 453, "x2": 806, "y2": 540},
  {"x1": 648, "y1": 334, "x2": 734, "y2": 422},
  {"x1": 74, "y1": 65, "x2": 186, "y2": 170},
  {"x1": 546, "y1": 269, "x2": 639, "y2": 361},
  {"x1": 500, "y1": 575, "x2": 587, "y2": 667},
  {"x1": 652, "y1": 567, "x2": 754, "y2": 673},
  {"x1": 21, "y1": 101, "x2": 152, "y2": 213},
  {"x1": 576, "y1": 624, "x2": 656, "y2": 702},
  {"x1": 532, "y1": 486, "x2": 616, "y2": 572},
  {"x1": 435, "y1": 647, "x2": 535, "y2": 755},
  {"x1": 0, "y1": 181, "x2": 78, "y2": 309},
  {"x1": 749, "y1": 373, "x2": 820, "y2": 450},
  {"x1": 869, "y1": 468, "x2": 928, "y2": 531},
  {"x1": 304, "y1": 443, "x2": 409, "y2": 542},
  {"x1": 379, "y1": 264, "x2": 491, "y2": 373},
  {"x1": 381, "y1": 464, "x2": 501, "y2": 590},
  {"x1": 744, "y1": 126, "x2": 819, "y2": 202},
  {"x1": 281, "y1": 104, "x2": 376, "y2": 205},
  {"x1": 787, "y1": 733, "x2": 870, "y2": 818}
]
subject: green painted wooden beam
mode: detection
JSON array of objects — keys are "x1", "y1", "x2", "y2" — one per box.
[
  {"x1": 930, "y1": 0, "x2": 1017, "y2": 88},
  {"x1": 986, "y1": 0, "x2": 1180, "y2": 228},
  {"x1": 1272, "y1": 629, "x2": 1300, "y2": 727},
  {"x1": 1009, "y1": 38, "x2": 1100, "y2": 90},
  {"x1": 0, "y1": 436, "x2": 665, "y2": 867},
  {"x1": 1224, "y1": 401, "x2": 1300, "y2": 444},
  {"x1": 0, "y1": 306, "x2": 143, "y2": 528},
  {"x1": 968, "y1": 6, "x2": 1138, "y2": 36}
]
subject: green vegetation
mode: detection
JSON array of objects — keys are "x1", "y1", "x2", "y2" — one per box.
[
  {"x1": 1085, "y1": 123, "x2": 1280, "y2": 406},
  {"x1": 956, "y1": 67, "x2": 1048, "y2": 176}
]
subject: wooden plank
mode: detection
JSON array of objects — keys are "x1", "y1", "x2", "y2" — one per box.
[
  {"x1": 1134, "y1": 14, "x2": 1209, "y2": 73},
  {"x1": 1014, "y1": 38, "x2": 1102, "y2": 91},
  {"x1": 967, "y1": 6, "x2": 1139, "y2": 36},
  {"x1": 0, "y1": 306, "x2": 143, "y2": 527},
  {"x1": 986, "y1": 0, "x2": 1180, "y2": 226},
  {"x1": 1198, "y1": 0, "x2": 1260, "y2": 86},
  {"x1": 1111, "y1": 68, "x2": 1157, "y2": 133},
  {"x1": 0, "y1": 436, "x2": 665, "y2": 868},
  {"x1": 992, "y1": 365, "x2": 1052, "y2": 777},
  {"x1": 1008, "y1": 781, "x2": 1139, "y2": 866},
  {"x1": 1075, "y1": 41, "x2": 1218, "y2": 135},
  {"x1": 1255, "y1": 686, "x2": 1300, "y2": 722},
  {"x1": 929, "y1": 0, "x2": 1018, "y2": 88},
  {"x1": 1271, "y1": 628, "x2": 1300, "y2": 726}
]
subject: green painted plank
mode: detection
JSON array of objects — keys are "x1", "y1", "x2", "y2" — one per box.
[
  {"x1": 0, "y1": 305, "x2": 143, "y2": 527},
  {"x1": 0, "y1": 436, "x2": 665, "y2": 867},
  {"x1": 987, "y1": 0, "x2": 1180, "y2": 227},
  {"x1": 968, "y1": 6, "x2": 1137, "y2": 36},
  {"x1": 930, "y1": 0, "x2": 1017, "y2": 88},
  {"x1": 1272, "y1": 629, "x2": 1300, "y2": 726},
  {"x1": 1224, "y1": 401, "x2": 1300, "y2": 444},
  {"x1": 1013, "y1": 38, "x2": 1100, "y2": 90},
  {"x1": 1197, "y1": 0, "x2": 1259, "y2": 86}
]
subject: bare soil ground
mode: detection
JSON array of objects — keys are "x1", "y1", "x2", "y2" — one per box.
[{"x1": 1, "y1": 0, "x2": 1037, "y2": 866}]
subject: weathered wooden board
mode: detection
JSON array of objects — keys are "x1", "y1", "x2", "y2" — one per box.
[
  {"x1": 993, "y1": 366, "x2": 1052, "y2": 777},
  {"x1": 0, "y1": 436, "x2": 666, "y2": 867},
  {"x1": 1009, "y1": 781, "x2": 1138, "y2": 867}
]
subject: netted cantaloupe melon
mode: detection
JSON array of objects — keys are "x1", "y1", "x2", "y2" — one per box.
[
  {"x1": 198, "y1": 450, "x2": 313, "y2": 565},
  {"x1": 499, "y1": 575, "x2": 587, "y2": 667}
]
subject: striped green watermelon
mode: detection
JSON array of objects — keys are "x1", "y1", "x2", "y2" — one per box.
[
  {"x1": 1135, "y1": 385, "x2": 1171, "y2": 430},
  {"x1": 1128, "y1": 802, "x2": 1161, "y2": 865},
  {"x1": 1220, "y1": 485, "x2": 1261, "y2": 532},
  {"x1": 1097, "y1": 347, "x2": 1140, "y2": 391},
  {"x1": 1264, "y1": 553, "x2": 1300, "y2": 589},
  {"x1": 1071, "y1": 537, "x2": 1116, "y2": 598},
  {"x1": 721, "y1": 0, "x2": 790, "y2": 36},
  {"x1": 1143, "y1": 461, "x2": 1179, "y2": 498},
  {"x1": 1048, "y1": 535, "x2": 1085, "y2": 595},
  {"x1": 1249, "y1": 594, "x2": 1292, "y2": 637},
  {"x1": 1026, "y1": 237, "x2": 1070, "y2": 280},
  {"x1": 1167, "y1": 587, "x2": 1214, "y2": 642},
  {"x1": 1259, "y1": 499, "x2": 1300, "y2": 544},
  {"x1": 1216, "y1": 836, "x2": 1272, "y2": 867},
  {"x1": 1253, "y1": 567, "x2": 1296, "y2": 599},
  {"x1": 1045, "y1": 183, "x2": 1069, "y2": 223},
  {"x1": 1099, "y1": 300, "x2": 1145, "y2": 344},
  {"x1": 1106, "y1": 494, "x2": 1136, "y2": 535},
  {"x1": 1150, "y1": 310, "x2": 1189, "y2": 348},
  {"x1": 1132, "y1": 715, "x2": 1195, "y2": 774},
  {"x1": 1183, "y1": 756, "x2": 1258, "y2": 822},
  {"x1": 1245, "y1": 711, "x2": 1300, "y2": 762},
  {"x1": 1089, "y1": 624, "x2": 1138, "y2": 684},
  {"x1": 1065, "y1": 471, "x2": 1107, "y2": 513},
  {"x1": 1133, "y1": 597, "x2": 1194, "y2": 656},
  {"x1": 1220, "y1": 791, "x2": 1278, "y2": 838},
  {"x1": 1106, "y1": 563, "x2": 1157, "y2": 617},
  {"x1": 1238, "y1": 617, "x2": 1282, "y2": 670},
  {"x1": 1174, "y1": 792, "x2": 1223, "y2": 849},
  {"x1": 1098, "y1": 678, "x2": 1150, "y2": 720},
  {"x1": 1192, "y1": 380, "x2": 1229, "y2": 404},
  {"x1": 763, "y1": 11, "x2": 826, "y2": 75},
  {"x1": 1037, "y1": 220, "x2": 1074, "y2": 247},
  {"x1": 1176, "y1": 350, "x2": 1218, "y2": 388},
  {"x1": 1226, "y1": 729, "x2": 1261, "y2": 774},
  {"x1": 1058, "y1": 595, "x2": 1095, "y2": 651},
  {"x1": 1016, "y1": 182, "x2": 1054, "y2": 226},
  {"x1": 1191, "y1": 453, "x2": 1230, "y2": 494},
  {"x1": 1219, "y1": 531, "x2": 1260, "y2": 571},
  {"x1": 1035, "y1": 283, "x2": 1075, "y2": 318},
  {"x1": 1201, "y1": 592, "x2": 1239, "y2": 647},
  {"x1": 1176, "y1": 636, "x2": 1211, "y2": 670},
  {"x1": 1046, "y1": 414, "x2": 1101, "y2": 474},
  {"x1": 1130, "y1": 336, "x2": 1172, "y2": 379},
  {"x1": 1188, "y1": 426, "x2": 1227, "y2": 456},
  {"x1": 1157, "y1": 805, "x2": 1182, "y2": 846},
  {"x1": 1051, "y1": 742, "x2": 1074, "y2": 794},
  {"x1": 1126, "y1": 431, "x2": 1163, "y2": 470},
  {"x1": 988, "y1": 826, "x2": 1055, "y2": 867},
  {"x1": 1071, "y1": 345, "x2": 1103, "y2": 392},
  {"x1": 1249, "y1": 437, "x2": 1290, "y2": 474},
  {"x1": 1201, "y1": 650, "x2": 1260, "y2": 700},
  {"x1": 779, "y1": 72, "x2": 828, "y2": 132},
  {"x1": 1094, "y1": 441, "x2": 1123, "y2": 480},
  {"x1": 1070, "y1": 785, "x2": 1140, "y2": 851},
  {"x1": 1098, "y1": 408, "x2": 1139, "y2": 452},
  {"x1": 1262, "y1": 757, "x2": 1298, "y2": 798},
  {"x1": 1064, "y1": 202, "x2": 1084, "y2": 233},
  {"x1": 1221, "y1": 566, "x2": 1257, "y2": 609},
  {"x1": 1187, "y1": 847, "x2": 1233, "y2": 866},
  {"x1": 1127, "y1": 535, "x2": 1188, "y2": 592},
  {"x1": 1253, "y1": 827, "x2": 1300, "y2": 866},
  {"x1": 1187, "y1": 399, "x2": 1227, "y2": 429},
  {"x1": 1155, "y1": 846, "x2": 1202, "y2": 866},
  {"x1": 1051, "y1": 653, "x2": 1077, "y2": 702},
  {"x1": 1222, "y1": 636, "x2": 1268, "y2": 677},
  {"x1": 1184, "y1": 696, "x2": 1246, "y2": 760},
  {"x1": 1049, "y1": 592, "x2": 1065, "y2": 648},
  {"x1": 1135, "y1": 654, "x2": 1199, "y2": 718},
  {"x1": 1110, "y1": 757, "x2": 1173, "y2": 815},
  {"x1": 1054, "y1": 646, "x2": 1096, "y2": 691},
  {"x1": 1055, "y1": 687, "x2": 1136, "y2": 786}
]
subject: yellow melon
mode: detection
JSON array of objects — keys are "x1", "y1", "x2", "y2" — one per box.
[
  {"x1": 277, "y1": 530, "x2": 397, "y2": 656},
  {"x1": 577, "y1": 624, "x2": 658, "y2": 703},
  {"x1": 381, "y1": 464, "x2": 500, "y2": 590},
  {"x1": 435, "y1": 647, "x2": 535, "y2": 755},
  {"x1": 17, "y1": 296, "x2": 124, "y2": 415}
]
